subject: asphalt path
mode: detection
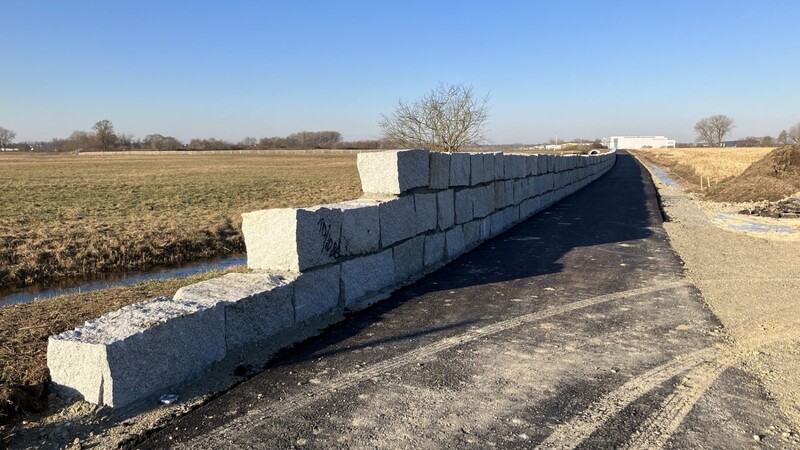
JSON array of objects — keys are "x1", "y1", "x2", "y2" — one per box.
[{"x1": 130, "y1": 152, "x2": 791, "y2": 449}]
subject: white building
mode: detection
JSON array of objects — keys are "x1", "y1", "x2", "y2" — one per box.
[{"x1": 602, "y1": 136, "x2": 676, "y2": 151}]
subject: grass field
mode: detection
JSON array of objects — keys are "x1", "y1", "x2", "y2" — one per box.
[
  {"x1": 632, "y1": 147, "x2": 774, "y2": 192},
  {"x1": 0, "y1": 153, "x2": 362, "y2": 290}
]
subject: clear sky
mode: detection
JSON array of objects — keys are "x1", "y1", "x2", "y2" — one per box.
[{"x1": 2, "y1": 1, "x2": 799, "y2": 144}]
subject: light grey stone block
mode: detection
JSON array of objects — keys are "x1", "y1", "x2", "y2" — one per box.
[
  {"x1": 526, "y1": 155, "x2": 538, "y2": 176},
  {"x1": 463, "y1": 220, "x2": 481, "y2": 249},
  {"x1": 242, "y1": 205, "x2": 343, "y2": 272},
  {"x1": 513, "y1": 179, "x2": 526, "y2": 205},
  {"x1": 494, "y1": 153, "x2": 505, "y2": 180},
  {"x1": 454, "y1": 188, "x2": 475, "y2": 224},
  {"x1": 449, "y1": 153, "x2": 471, "y2": 186},
  {"x1": 436, "y1": 189, "x2": 455, "y2": 230},
  {"x1": 445, "y1": 225, "x2": 465, "y2": 259},
  {"x1": 547, "y1": 154, "x2": 556, "y2": 173},
  {"x1": 483, "y1": 153, "x2": 496, "y2": 182},
  {"x1": 357, "y1": 149, "x2": 430, "y2": 195},
  {"x1": 504, "y1": 205, "x2": 520, "y2": 226},
  {"x1": 379, "y1": 196, "x2": 417, "y2": 247},
  {"x1": 424, "y1": 232, "x2": 446, "y2": 267},
  {"x1": 469, "y1": 153, "x2": 485, "y2": 186},
  {"x1": 503, "y1": 154, "x2": 516, "y2": 179},
  {"x1": 414, "y1": 193, "x2": 437, "y2": 234},
  {"x1": 493, "y1": 181, "x2": 507, "y2": 211},
  {"x1": 393, "y1": 235, "x2": 425, "y2": 284},
  {"x1": 339, "y1": 200, "x2": 380, "y2": 256},
  {"x1": 479, "y1": 216, "x2": 492, "y2": 240},
  {"x1": 341, "y1": 249, "x2": 395, "y2": 308},
  {"x1": 489, "y1": 210, "x2": 506, "y2": 237},
  {"x1": 473, "y1": 185, "x2": 494, "y2": 218},
  {"x1": 293, "y1": 265, "x2": 340, "y2": 323},
  {"x1": 174, "y1": 272, "x2": 296, "y2": 350},
  {"x1": 48, "y1": 297, "x2": 226, "y2": 407},
  {"x1": 504, "y1": 181, "x2": 515, "y2": 207},
  {"x1": 429, "y1": 152, "x2": 450, "y2": 189}
]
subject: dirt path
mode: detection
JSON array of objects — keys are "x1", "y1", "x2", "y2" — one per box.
[{"x1": 640, "y1": 157, "x2": 800, "y2": 430}]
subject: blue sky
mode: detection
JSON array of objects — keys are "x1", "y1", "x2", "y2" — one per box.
[{"x1": 2, "y1": 1, "x2": 799, "y2": 144}]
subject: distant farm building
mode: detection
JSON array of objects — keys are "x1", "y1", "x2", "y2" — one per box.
[{"x1": 602, "y1": 136, "x2": 676, "y2": 151}]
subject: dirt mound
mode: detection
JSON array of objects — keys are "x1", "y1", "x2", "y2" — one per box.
[
  {"x1": 707, "y1": 145, "x2": 800, "y2": 202},
  {"x1": 740, "y1": 197, "x2": 800, "y2": 218}
]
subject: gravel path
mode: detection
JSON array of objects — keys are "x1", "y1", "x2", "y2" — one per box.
[{"x1": 641, "y1": 157, "x2": 800, "y2": 430}]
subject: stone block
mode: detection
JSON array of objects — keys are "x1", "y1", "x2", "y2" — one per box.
[
  {"x1": 393, "y1": 235, "x2": 425, "y2": 284},
  {"x1": 429, "y1": 152, "x2": 450, "y2": 189},
  {"x1": 48, "y1": 297, "x2": 226, "y2": 407},
  {"x1": 242, "y1": 205, "x2": 343, "y2": 272},
  {"x1": 445, "y1": 225, "x2": 465, "y2": 259},
  {"x1": 463, "y1": 220, "x2": 481, "y2": 249},
  {"x1": 424, "y1": 232, "x2": 446, "y2": 267},
  {"x1": 494, "y1": 153, "x2": 505, "y2": 180},
  {"x1": 379, "y1": 196, "x2": 417, "y2": 247},
  {"x1": 437, "y1": 189, "x2": 455, "y2": 230},
  {"x1": 526, "y1": 155, "x2": 538, "y2": 176},
  {"x1": 469, "y1": 153, "x2": 485, "y2": 186},
  {"x1": 504, "y1": 205, "x2": 520, "y2": 226},
  {"x1": 473, "y1": 184, "x2": 494, "y2": 218},
  {"x1": 490, "y1": 210, "x2": 506, "y2": 237},
  {"x1": 479, "y1": 216, "x2": 492, "y2": 240},
  {"x1": 341, "y1": 250, "x2": 395, "y2": 308},
  {"x1": 339, "y1": 200, "x2": 380, "y2": 256},
  {"x1": 547, "y1": 154, "x2": 556, "y2": 173},
  {"x1": 449, "y1": 153, "x2": 471, "y2": 186},
  {"x1": 483, "y1": 153, "x2": 496, "y2": 182},
  {"x1": 493, "y1": 181, "x2": 507, "y2": 211},
  {"x1": 357, "y1": 149, "x2": 430, "y2": 195},
  {"x1": 414, "y1": 193, "x2": 437, "y2": 234},
  {"x1": 293, "y1": 265, "x2": 340, "y2": 323},
  {"x1": 513, "y1": 179, "x2": 526, "y2": 205},
  {"x1": 504, "y1": 181, "x2": 515, "y2": 207},
  {"x1": 174, "y1": 272, "x2": 296, "y2": 350},
  {"x1": 455, "y1": 188, "x2": 475, "y2": 224}
]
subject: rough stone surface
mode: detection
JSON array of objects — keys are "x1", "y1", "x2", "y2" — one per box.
[
  {"x1": 423, "y1": 232, "x2": 446, "y2": 267},
  {"x1": 494, "y1": 153, "x2": 505, "y2": 180},
  {"x1": 174, "y1": 272, "x2": 296, "y2": 351},
  {"x1": 48, "y1": 297, "x2": 226, "y2": 407},
  {"x1": 242, "y1": 206, "x2": 343, "y2": 272},
  {"x1": 341, "y1": 250, "x2": 395, "y2": 308},
  {"x1": 513, "y1": 179, "x2": 526, "y2": 205},
  {"x1": 483, "y1": 153, "x2": 496, "y2": 183},
  {"x1": 469, "y1": 153, "x2": 485, "y2": 186},
  {"x1": 429, "y1": 152, "x2": 450, "y2": 189},
  {"x1": 436, "y1": 189, "x2": 455, "y2": 230},
  {"x1": 339, "y1": 200, "x2": 380, "y2": 256},
  {"x1": 293, "y1": 265, "x2": 341, "y2": 323},
  {"x1": 445, "y1": 225, "x2": 465, "y2": 259},
  {"x1": 526, "y1": 155, "x2": 538, "y2": 176},
  {"x1": 392, "y1": 235, "x2": 425, "y2": 284},
  {"x1": 504, "y1": 181, "x2": 515, "y2": 207},
  {"x1": 479, "y1": 216, "x2": 492, "y2": 240},
  {"x1": 473, "y1": 185, "x2": 494, "y2": 218},
  {"x1": 462, "y1": 220, "x2": 481, "y2": 249},
  {"x1": 493, "y1": 181, "x2": 507, "y2": 211},
  {"x1": 490, "y1": 210, "x2": 507, "y2": 237},
  {"x1": 414, "y1": 193, "x2": 437, "y2": 234},
  {"x1": 357, "y1": 149, "x2": 430, "y2": 195},
  {"x1": 454, "y1": 188, "x2": 475, "y2": 224},
  {"x1": 449, "y1": 153, "x2": 471, "y2": 187},
  {"x1": 379, "y1": 196, "x2": 417, "y2": 247}
]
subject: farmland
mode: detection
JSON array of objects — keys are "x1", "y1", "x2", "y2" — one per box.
[{"x1": 0, "y1": 153, "x2": 362, "y2": 290}]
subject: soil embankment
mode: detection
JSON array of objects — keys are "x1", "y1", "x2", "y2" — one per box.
[{"x1": 708, "y1": 144, "x2": 800, "y2": 202}]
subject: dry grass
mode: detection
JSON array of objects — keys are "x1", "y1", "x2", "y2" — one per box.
[
  {"x1": 0, "y1": 153, "x2": 361, "y2": 290},
  {"x1": 632, "y1": 147, "x2": 774, "y2": 191}
]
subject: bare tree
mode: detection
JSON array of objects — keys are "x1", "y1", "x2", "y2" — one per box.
[
  {"x1": 92, "y1": 120, "x2": 117, "y2": 151},
  {"x1": 777, "y1": 130, "x2": 789, "y2": 146},
  {"x1": 379, "y1": 83, "x2": 490, "y2": 152},
  {"x1": 694, "y1": 115, "x2": 734, "y2": 147},
  {"x1": 788, "y1": 123, "x2": 800, "y2": 144},
  {"x1": 0, "y1": 126, "x2": 16, "y2": 149}
]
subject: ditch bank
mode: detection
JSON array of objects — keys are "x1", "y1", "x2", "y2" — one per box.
[{"x1": 46, "y1": 149, "x2": 616, "y2": 408}]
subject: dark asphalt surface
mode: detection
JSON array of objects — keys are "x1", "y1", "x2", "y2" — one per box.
[{"x1": 129, "y1": 153, "x2": 791, "y2": 449}]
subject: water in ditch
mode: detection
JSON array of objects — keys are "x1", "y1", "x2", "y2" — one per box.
[{"x1": 0, "y1": 255, "x2": 246, "y2": 307}]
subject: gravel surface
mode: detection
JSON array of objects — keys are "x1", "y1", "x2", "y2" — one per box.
[{"x1": 641, "y1": 158, "x2": 800, "y2": 430}]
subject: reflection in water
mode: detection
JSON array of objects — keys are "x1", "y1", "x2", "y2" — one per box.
[
  {"x1": 651, "y1": 165, "x2": 678, "y2": 187},
  {"x1": 0, "y1": 255, "x2": 246, "y2": 307}
]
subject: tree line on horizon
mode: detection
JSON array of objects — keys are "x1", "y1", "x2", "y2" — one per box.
[
  {"x1": 0, "y1": 122, "x2": 384, "y2": 152},
  {"x1": 692, "y1": 114, "x2": 800, "y2": 148}
]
